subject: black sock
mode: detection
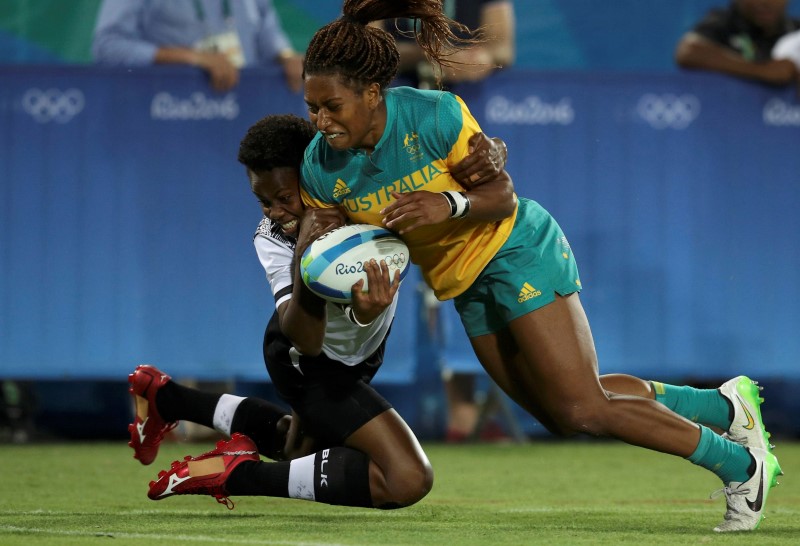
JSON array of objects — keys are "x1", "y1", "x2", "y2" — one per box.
[
  {"x1": 225, "y1": 447, "x2": 373, "y2": 507},
  {"x1": 227, "y1": 460, "x2": 291, "y2": 497},
  {"x1": 155, "y1": 381, "x2": 219, "y2": 426},
  {"x1": 229, "y1": 397, "x2": 289, "y2": 460},
  {"x1": 314, "y1": 447, "x2": 372, "y2": 508}
]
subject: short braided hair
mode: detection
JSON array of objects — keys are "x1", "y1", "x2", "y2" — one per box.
[
  {"x1": 237, "y1": 114, "x2": 316, "y2": 172},
  {"x1": 304, "y1": 0, "x2": 481, "y2": 90}
]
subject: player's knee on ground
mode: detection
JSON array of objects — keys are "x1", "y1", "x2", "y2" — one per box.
[{"x1": 377, "y1": 458, "x2": 434, "y2": 509}]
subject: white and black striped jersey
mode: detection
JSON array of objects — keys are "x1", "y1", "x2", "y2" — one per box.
[{"x1": 253, "y1": 216, "x2": 398, "y2": 366}]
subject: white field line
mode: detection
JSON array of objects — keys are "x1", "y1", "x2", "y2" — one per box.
[
  {"x1": 0, "y1": 525, "x2": 347, "y2": 546},
  {"x1": 498, "y1": 505, "x2": 800, "y2": 514}
]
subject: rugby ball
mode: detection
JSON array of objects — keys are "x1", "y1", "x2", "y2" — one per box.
[{"x1": 300, "y1": 224, "x2": 410, "y2": 303}]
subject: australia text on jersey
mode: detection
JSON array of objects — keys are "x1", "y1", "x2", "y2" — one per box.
[{"x1": 338, "y1": 161, "x2": 446, "y2": 213}]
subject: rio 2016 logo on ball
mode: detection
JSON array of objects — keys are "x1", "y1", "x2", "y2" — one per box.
[{"x1": 300, "y1": 224, "x2": 410, "y2": 303}]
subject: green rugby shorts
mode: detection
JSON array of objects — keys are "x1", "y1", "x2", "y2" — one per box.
[{"x1": 454, "y1": 197, "x2": 582, "y2": 337}]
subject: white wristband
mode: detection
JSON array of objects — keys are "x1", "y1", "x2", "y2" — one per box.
[
  {"x1": 442, "y1": 190, "x2": 470, "y2": 219},
  {"x1": 345, "y1": 305, "x2": 375, "y2": 327}
]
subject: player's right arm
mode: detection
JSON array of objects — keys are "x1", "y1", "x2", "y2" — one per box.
[{"x1": 277, "y1": 207, "x2": 346, "y2": 356}]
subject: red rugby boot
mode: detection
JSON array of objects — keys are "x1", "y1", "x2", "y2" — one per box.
[
  {"x1": 147, "y1": 433, "x2": 260, "y2": 509},
  {"x1": 128, "y1": 364, "x2": 177, "y2": 465}
]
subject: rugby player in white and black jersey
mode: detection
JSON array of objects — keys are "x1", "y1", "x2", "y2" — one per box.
[{"x1": 136, "y1": 114, "x2": 507, "y2": 510}]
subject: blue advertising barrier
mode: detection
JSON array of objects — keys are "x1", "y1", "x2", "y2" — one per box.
[
  {"x1": 1, "y1": 66, "x2": 799, "y2": 386},
  {"x1": 447, "y1": 71, "x2": 800, "y2": 381}
]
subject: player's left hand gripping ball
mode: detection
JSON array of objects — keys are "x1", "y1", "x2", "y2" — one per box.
[{"x1": 300, "y1": 224, "x2": 410, "y2": 303}]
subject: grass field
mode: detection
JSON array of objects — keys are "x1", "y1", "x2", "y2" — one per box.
[{"x1": 1, "y1": 439, "x2": 798, "y2": 545}]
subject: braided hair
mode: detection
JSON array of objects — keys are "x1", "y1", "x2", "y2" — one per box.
[
  {"x1": 303, "y1": 0, "x2": 481, "y2": 90},
  {"x1": 238, "y1": 114, "x2": 316, "y2": 172}
]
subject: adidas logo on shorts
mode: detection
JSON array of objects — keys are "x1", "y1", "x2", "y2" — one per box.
[{"x1": 518, "y1": 282, "x2": 542, "y2": 303}]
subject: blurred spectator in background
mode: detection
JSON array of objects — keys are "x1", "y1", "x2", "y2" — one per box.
[
  {"x1": 383, "y1": 0, "x2": 516, "y2": 443},
  {"x1": 0, "y1": 381, "x2": 35, "y2": 443},
  {"x1": 92, "y1": 0, "x2": 303, "y2": 93},
  {"x1": 379, "y1": 0, "x2": 515, "y2": 88},
  {"x1": 772, "y1": 26, "x2": 800, "y2": 71},
  {"x1": 675, "y1": 0, "x2": 800, "y2": 85}
]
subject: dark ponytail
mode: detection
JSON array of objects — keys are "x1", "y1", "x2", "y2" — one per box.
[{"x1": 304, "y1": 0, "x2": 481, "y2": 90}]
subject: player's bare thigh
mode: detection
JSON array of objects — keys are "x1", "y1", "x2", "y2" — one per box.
[{"x1": 470, "y1": 293, "x2": 608, "y2": 427}]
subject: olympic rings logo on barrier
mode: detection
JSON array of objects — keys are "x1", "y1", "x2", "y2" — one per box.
[
  {"x1": 22, "y1": 88, "x2": 85, "y2": 124},
  {"x1": 636, "y1": 93, "x2": 700, "y2": 130}
]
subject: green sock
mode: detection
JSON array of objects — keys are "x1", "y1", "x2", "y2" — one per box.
[
  {"x1": 688, "y1": 425, "x2": 752, "y2": 484},
  {"x1": 651, "y1": 381, "x2": 732, "y2": 430}
]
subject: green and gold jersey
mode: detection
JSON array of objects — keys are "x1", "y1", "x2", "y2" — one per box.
[{"x1": 301, "y1": 86, "x2": 517, "y2": 300}]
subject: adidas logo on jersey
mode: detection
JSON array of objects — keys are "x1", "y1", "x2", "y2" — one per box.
[
  {"x1": 333, "y1": 178, "x2": 351, "y2": 198},
  {"x1": 518, "y1": 282, "x2": 542, "y2": 303}
]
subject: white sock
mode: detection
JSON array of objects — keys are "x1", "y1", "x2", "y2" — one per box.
[
  {"x1": 288, "y1": 453, "x2": 316, "y2": 500},
  {"x1": 212, "y1": 394, "x2": 245, "y2": 435}
]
